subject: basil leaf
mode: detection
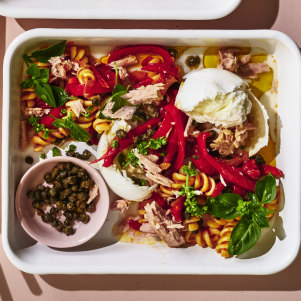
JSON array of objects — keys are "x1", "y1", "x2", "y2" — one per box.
[
  {"x1": 31, "y1": 41, "x2": 66, "y2": 63},
  {"x1": 34, "y1": 82, "x2": 56, "y2": 107},
  {"x1": 20, "y1": 78, "x2": 33, "y2": 89},
  {"x1": 39, "y1": 68, "x2": 50, "y2": 83},
  {"x1": 207, "y1": 193, "x2": 242, "y2": 219},
  {"x1": 23, "y1": 53, "x2": 33, "y2": 66},
  {"x1": 112, "y1": 62, "x2": 125, "y2": 94},
  {"x1": 64, "y1": 121, "x2": 91, "y2": 142},
  {"x1": 228, "y1": 215, "x2": 261, "y2": 255},
  {"x1": 252, "y1": 210, "x2": 270, "y2": 228},
  {"x1": 51, "y1": 86, "x2": 70, "y2": 106},
  {"x1": 52, "y1": 115, "x2": 91, "y2": 142},
  {"x1": 27, "y1": 64, "x2": 41, "y2": 77},
  {"x1": 255, "y1": 173, "x2": 277, "y2": 204},
  {"x1": 111, "y1": 90, "x2": 129, "y2": 113}
]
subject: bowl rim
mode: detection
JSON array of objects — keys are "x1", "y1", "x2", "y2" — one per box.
[{"x1": 14, "y1": 156, "x2": 110, "y2": 248}]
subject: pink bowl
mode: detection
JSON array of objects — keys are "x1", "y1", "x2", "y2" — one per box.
[{"x1": 15, "y1": 157, "x2": 110, "y2": 248}]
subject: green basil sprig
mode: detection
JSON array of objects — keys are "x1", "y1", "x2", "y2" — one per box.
[
  {"x1": 207, "y1": 173, "x2": 277, "y2": 255},
  {"x1": 23, "y1": 41, "x2": 66, "y2": 65},
  {"x1": 20, "y1": 64, "x2": 70, "y2": 108},
  {"x1": 52, "y1": 112, "x2": 91, "y2": 142}
]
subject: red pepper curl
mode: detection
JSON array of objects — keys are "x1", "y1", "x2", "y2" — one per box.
[
  {"x1": 260, "y1": 164, "x2": 284, "y2": 178},
  {"x1": 107, "y1": 45, "x2": 174, "y2": 66},
  {"x1": 212, "y1": 182, "x2": 226, "y2": 198},
  {"x1": 91, "y1": 115, "x2": 163, "y2": 167},
  {"x1": 170, "y1": 196, "x2": 185, "y2": 222},
  {"x1": 197, "y1": 132, "x2": 256, "y2": 192}
]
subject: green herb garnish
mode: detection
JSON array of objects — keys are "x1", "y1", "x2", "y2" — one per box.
[
  {"x1": 137, "y1": 137, "x2": 167, "y2": 155},
  {"x1": 112, "y1": 140, "x2": 119, "y2": 149},
  {"x1": 51, "y1": 112, "x2": 91, "y2": 142},
  {"x1": 67, "y1": 144, "x2": 77, "y2": 152},
  {"x1": 23, "y1": 41, "x2": 66, "y2": 65},
  {"x1": 28, "y1": 116, "x2": 54, "y2": 138},
  {"x1": 40, "y1": 153, "x2": 46, "y2": 159},
  {"x1": 52, "y1": 147, "x2": 61, "y2": 157},
  {"x1": 207, "y1": 173, "x2": 277, "y2": 255},
  {"x1": 179, "y1": 162, "x2": 208, "y2": 218}
]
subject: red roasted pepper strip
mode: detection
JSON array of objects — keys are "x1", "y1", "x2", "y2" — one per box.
[
  {"x1": 260, "y1": 164, "x2": 284, "y2": 178},
  {"x1": 107, "y1": 45, "x2": 174, "y2": 65},
  {"x1": 153, "y1": 112, "x2": 173, "y2": 139},
  {"x1": 170, "y1": 196, "x2": 185, "y2": 222},
  {"x1": 142, "y1": 63, "x2": 179, "y2": 79},
  {"x1": 242, "y1": 159, "x2": 261, "y2": 180},
  {"x1": 232, "y1": 185, "x2": 246, "y2": 198},
  {"x1": 165, "y1": 104, "x2": 186, "y2": 173},
  {"x1": 151, "y1": 192, "x2": 167, "y2": 209},
  {"x1": 198, "y1": 132, "x2": 256, "y2": 192},
  {"x1": 163, "y1": 128, "x2": 177, "y2": 164},
  {"x1": 91, "y1": 115, "x2": 163, "y2": 166},
  {"x1": 212, "y1": 182, "x2": 226, "y2": 198},
  {"x1": 191, "y1": 157, "x2": 218, "y2": 177}
]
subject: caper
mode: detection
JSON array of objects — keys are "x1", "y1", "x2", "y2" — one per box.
[
  {"x1": 71, "y1": 185, "x2": 79, "y2": 192},
  {"x1": 33, "y1": 191, "x2": 41, "y2": 201},
  {"x1": 68, "y1": 194, "x2": 77, "y2": 203},
  {"x1": 92, "y1": 98, "x2": 100, "y2": 106},
  {"x1": 53, "y1": 180, "x2": 63, "y2": 190},
  {"x1": 79, "y1": 214, "x2": 90, "y2": 224},
  {"x1": 185, "y1": 55, "x2": 201, "y2": 68},
  {"x1": 77, "y1": 169, "x2": 87, "y2": 179},
  {"x1": 58, "y1": 170, "x2": 68, "y2": 179},
  {"x1": 143, "y1": 104, "x2": 159, "y2": 118},
  {"x1": 44, "y1": 198, "x2": 52, "y2": 205},
  {"x1": 27, "y1": 190, "x2": 35, "y2": 199},
  {"x1": 63, "y1": 226, "x2": 75, "y2": 236},
  {"x1": 64, "y1": 218, "x2": 73, "y2": 226},
  {"x1": 36, "y1": 209, "x2": 44, "y2": 216},
  {"x1": 71, "y1": 166, "x2": 80, "y2": 175},
  {"x1": 80, "y1": 180, "x2": 92, "y2": 190},
  {"x1": 25, "y1": 156, "x2": 34, "y2": 165},
  {"x1": 40, "y1": 191, "x2": 48, "y2": 200},
  {"x1": 86, "y1": 202, "x2": 96, "y2": 213},
  {"x1": 116, "y1": 129, "x2": 127, "y2": 139},
  {"x1": 37, "y1": 184, "x2": 45, "y2": 191},
  {"x1": 51, "y1": 167, "x2": 59, "y2": 179},
  {"x1": 57, "y1": 163, "x2": 66, "y2": 170},
  {"x1": 51, "y1": 219, "x2": 59, "y2": 227},
  {"x1": 66, "y1": 162, "x2": 72, "y2": 171},
  {"x1": 42, "y1": 213, "x2": 53, "y2": 223},
  {"x1": 83, "y1": 150, "x2": 92, "y2": 159},
  {"x1": 133, "y1": 136, "x2": 142, "y2": 144},
  {"x1": 32, "y1": 201, "x2": 42, "y2": 209},
  {"x1": 63, "y1": 210, "x2": 73, "y2": 220},
  {"x1": 56, "y1": 222, "x2": 63, "y2": 232},
  {"x1": 72, "y1": 212, "x2": 79, "y2": 220},
  {"x1": 66, "y1": 202, "x2": 75, "y2": 211},
  {"x1": 66, "y1": 151, "x2": 75, "y2": 157},
  {"x1": 50, "y1": 207, "x2": 58, "y2": 215},
  {"x1": 44, "y1": 173, "x2": 52, "y2": 183},
  {"x1": 168, "y1": 48, "x2": 178, "y2": 58},
  {"x1": 49, "y1": 187, "x2": 58, "y2": 197},
  {"x1": 77, "y1": 192, "x2": 89, "y2": 202}
]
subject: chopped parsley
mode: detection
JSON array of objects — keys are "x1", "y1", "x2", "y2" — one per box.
[
  {"x1": 52, "y1": 147, "x2": 61, "y2": 157},
  {"x1": 40, "y1": 153, "x2": 46, "y2": 159},
  {"x1": 137, "y1": 137, "x2": 167, "y2": 155},
  {"x1": 112, "y1": 140, "x2": 119, "y2": 149},
  {"x1": 28, "y1": 116, "x2": 54, "y2": 139},
  {"x1": 67, "y1": 144, "x2": 77, "y2": 152},
  {"x1": 179, "y1": 161, "x2": 208, "y2": 218}
]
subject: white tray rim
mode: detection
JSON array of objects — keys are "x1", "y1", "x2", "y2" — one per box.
[
  {"x1": 0, "y1": 0, "x2": 242, "y2": 20},
  {"x1": 2, "y1": 28, "x2": 301, "y2": 275}
]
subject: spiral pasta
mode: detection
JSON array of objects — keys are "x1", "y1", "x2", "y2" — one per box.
[
  {"x1": 77, "y1": 68, "x2": 95, "y2": 84},
  {"x1": 215, "y1": 220, "x2": 238, "y2": 258},
  {"x1": 21, "y1": 87, "x2": 37, "y2": 108},
  {"x1": 69, "y1": 46, "x2": 89, "y2": 65},
  {"x1": 32, "y1": 128, "x2": 69, "y2": 152}
]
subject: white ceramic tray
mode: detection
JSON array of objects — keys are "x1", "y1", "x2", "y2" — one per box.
[
  {"x1": 2, "y1": 29, "x2": 301, "y2": 275},
  {"x1": 0, "y1": 0, "x2": 241, "y2": 20}
]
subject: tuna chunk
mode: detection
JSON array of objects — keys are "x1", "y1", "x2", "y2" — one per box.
[
  {"x1": 144, "y1": 201, "x2": 185, "y2": 247},
  {"x1": 239, "y1": 62, "x2": 270, "y2": 79},
  {"x1": 145, "y1": 171, "x2": 173, "y2": 187},
  {"x1": 111, "y1": 199, "x2": 129, "y2": 214},
  {"x1": 122, "y1": 83, "x2": 165, "y2": 105},
  {"x1": 49, "y1": 56, "x2": 79, "y2": 81},
  {"x1": 109, "y1": 55, "x2": 138, "y2": 68},
  {"x1": 102, "y1": 101, "x2": 136, "y2": 120},
  {"x1": 135, "y1": 152, "x2": 162, "y2": 174},
  {"x1": 66, "y1": 99, "x2": 86, "y2": 118}
]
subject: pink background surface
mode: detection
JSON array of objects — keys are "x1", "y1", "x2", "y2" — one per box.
[{"x1": 1, "y1": 0, "x2": 301, "y2": 300}]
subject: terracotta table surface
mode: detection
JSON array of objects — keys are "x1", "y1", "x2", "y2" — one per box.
[{"x1": 1, "y1": 0, "x2": 301, "y2": 300}]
